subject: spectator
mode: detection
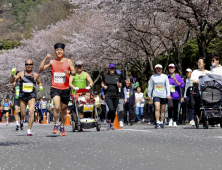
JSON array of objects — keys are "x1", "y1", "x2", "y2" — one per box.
[
  {"x1": 211, "y1": 53, "x2": 222, "y2": 78},
  {"x1": 124, "y1": 78, "x2": 135, "y2": 126},
  {"x1": 181, "y1": 69, "x2": 192, "y2": 125},
  {"x1": 143, "y1": 86, "x2": 155, "y2": 124},
  {"x1": 167, "y1": 64, "x2": 184, "y2": 128},
  {"x1": 47, "y1": 99, "x2": 53, "y2": 123},
  {"x1": 135, "y1": 86, "x2": 145, "y2": 123}
]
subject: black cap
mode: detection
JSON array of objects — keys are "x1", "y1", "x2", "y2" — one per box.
[
  {"x1": 54, "y1": 43, "x2": 65, "y2": 50},
  {"x1": 94, "y1": 91, "x2": 98, "y2": 95}
]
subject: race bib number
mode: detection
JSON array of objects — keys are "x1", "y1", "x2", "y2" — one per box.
[
  {"x1": 126, "y1": 92, "x2": 130, "y2": 99},
  {"x1": 68, "y1": 101, "x2": 73, "y2": 106},
  {"x1": 4, "y1": 107, "x2": 9, "y2": 110},
  {"x1": 22, "y1": 83, "x2": 33, "y2": 92},
  {"x1": 42, "y1": 104, "x2": 46, "y2": 108},
  {"x1": 95, "y1": 101, "x2": 100, "y2": 106},
  {"x1": 54, "y1": 72, "x2": 66, "y2": 83},
  {"x1": 119, "y1": 88, "x2": 121, "y2": 92},
  {"x1": 16, "y1": 89, "x2": 20, "y2": 96},
  {"x1": 170, "y1": 85, "x2": 175, "y2": 93},
  {"x1": 136, "y1": 99, "x2": 140, "y2": 103},
  {"x1": 83, "y1": 105, "x2": 94, "y2": 112},
  {"x1": 155, "y1": 85, "x2": 164, "y2": 91}
]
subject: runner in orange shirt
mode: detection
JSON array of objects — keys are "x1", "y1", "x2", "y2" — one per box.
[{"x1": 39, "y1": 43, "x2": 76, "y2": 136}]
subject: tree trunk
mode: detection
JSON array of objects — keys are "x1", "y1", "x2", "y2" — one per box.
[
  {"x1": 92, "y1": 73, "x2": 101, "y2": 87},
  {"x1": 197, "y1": 34, "x2": 207, "y2": 58}
]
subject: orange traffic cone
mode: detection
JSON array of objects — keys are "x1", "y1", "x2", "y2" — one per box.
[
  {"x1": 64, "y1": 109, "x2": 71, "y2": 126},
  {"x1": 2, "y1": 117, "x2": 5, "y2": 123},
  {"x1": 113, "y1": 112, "x2": 121, "y2": 129},
  {"x1": 42, "y1": 112, "x2": 48, "y2": 124}
]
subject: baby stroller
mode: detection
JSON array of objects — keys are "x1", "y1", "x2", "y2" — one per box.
[
  {"x1": 71, "y1": 89, "x2": 101, "y2": 132},
  {"x1": 195, "y1": 74, "x2": 222, "y2": 129}
]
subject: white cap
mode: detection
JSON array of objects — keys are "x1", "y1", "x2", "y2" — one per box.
[
  {"x1": 155, "y1": 64, "x2": 162, "y2": 69},
  {"x1": 186, "y1": 68, "x2": 192, "y2": 72},
  {"x1": 168, "y1": 63, "x2": 176, "y2": 68},
  {"x1": 42, "y1": 96, "x2": 46, "y2": 99}
]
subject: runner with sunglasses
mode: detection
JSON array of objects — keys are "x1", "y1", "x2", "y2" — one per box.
[{"x1": 12, "y1": 59, "x2": 43, "y2": 136}]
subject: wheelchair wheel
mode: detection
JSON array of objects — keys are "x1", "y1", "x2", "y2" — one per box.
[
  {"x1": 195, "y1": 115, "x2": 199, "y2": 129},
  {"x1": 204, "y1": 120, "x2": 209, "y2": 129},
  {"x1": 77, "y1": 125, "x2": 81, "y2": 132},
  {"x1": 96, "y1": 124, "x2": 101, "y2": 131},
  {"x1": 72, "y1": 121, "x2": 75, "y2": 132}
]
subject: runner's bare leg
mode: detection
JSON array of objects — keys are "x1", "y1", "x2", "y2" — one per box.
[
  {"x1": 28, "y1": 98, "x2": 36, "y2": 129},
  {"x1": 60, "y1": 102, "x2": 68, "y2": 126},
  {"x1": 53, "y1": 96, "x2": 61, "y2": 124}
]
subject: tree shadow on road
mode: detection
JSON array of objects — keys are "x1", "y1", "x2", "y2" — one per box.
[{"x1": 0, "y1": 142, "x2": 29, "y2": 146}]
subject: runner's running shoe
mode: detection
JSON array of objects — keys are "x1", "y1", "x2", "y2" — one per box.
[
  {"x1": 27, "y1": 130, "x2": 33, "y2": 136},
  {"x1": 60, "y1": 126, "x2": 66, "y2": 136},
  {"x1": 20, "y1": 123, "x2": 23, "y2": 130},
  {"x1": 169, "y1": 119, "x2": 173, "y2": 127},
  {"x1": 155, "y1": 123, "x2": 160, "y2": 129},
  {"x1": 16, "y1": 125, "x2": 19, "y2": 131},
  {"x1": 173, "y1": 122, "x2": 177, "y2": 127},
  {"x1": 53, "y1": 124, "x2": 59, "y2": 134},
  {"x1": 159, "y1": 123, "x2": 164, "y2": 129}
]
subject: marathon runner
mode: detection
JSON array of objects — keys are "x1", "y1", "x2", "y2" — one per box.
[
  {"x1": 10, "y1": 69, "x2": 22, "y2": 130},
  {"x1": 69, "y1": 60, "x2": 93, "y2": 92},
  {"x1": 12, "y1": 59, "x2": 43, "y2": 136},
  {"x1": 69, "y1": 60, "x2": 93, "y2": 131},
  {"x1": 148, "y1": 64, "x2": 171, "y2": 129},
  {"x1": 101, "y1": 63, "x2": 122, "y2": 130},
  {"x1": 39, "y1": 43, "x2": 76, "y2": 136},
  {"x1": 1, "y1": 98, "x2": 11, "y2": 125}
]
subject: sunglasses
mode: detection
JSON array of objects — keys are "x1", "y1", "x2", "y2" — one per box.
[
  {"x1": 25, "y1": 64, "x2": 33, "y2": 66},
  {"x1": 211, "y1": 60, "x2": 215, "y2": 62}
]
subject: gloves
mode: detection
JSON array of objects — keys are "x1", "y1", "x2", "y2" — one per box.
[
  {"x1": 39, "y1": 86, "x2": 43, "y2": 92},
  {"x1": 74, "y1": 87, "x2": 79, "y2": 91},
  {"x1": 11, "y1": 67, "x2": 16, "y2": 76},
  {"x1": 86, "y1": 86, "x2": 91, "y2": 90}
]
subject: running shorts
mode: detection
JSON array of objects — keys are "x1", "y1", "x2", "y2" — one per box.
[
  {"x1": 50, "y1": 87, "x2": 70, "y2": 105},
  {"x1": 14, "y1": 99, "x2": 20, "y2": 107},
  {"x1": 153, "y1": 97, "x2": 167, "y2": 105}
]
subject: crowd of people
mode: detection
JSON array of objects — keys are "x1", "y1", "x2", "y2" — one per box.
[{"x1": 1, "y1": 42, "x2": 222, "y2": 136}]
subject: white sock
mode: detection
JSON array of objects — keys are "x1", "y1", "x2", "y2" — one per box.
[
  {"x1": 160, "y1": 121, "x2": 163, "y2": 124},
  {"x1": 16, "y1": 121, "x2": 19, "y2": 125},
  {"x1": 157, "y1": 120, "x2": 160, "y2": 124},
  {"x1": 27, "y1": 129, "x2": 31, "y2": 133},
  {"x1": 20, "y1": 120, "x2": 23, "y2": 124}
]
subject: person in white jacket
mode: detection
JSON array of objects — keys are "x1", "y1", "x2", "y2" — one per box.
[
  {"x1": 135, "y1": 86, "x2": 145, "y2": 123},
  {"x1": 211, "y1": 53, "x2": 222, "y2": 78}
]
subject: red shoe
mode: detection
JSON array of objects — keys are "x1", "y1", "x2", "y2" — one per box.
[
  {"x1": 35, "y1": 120, "x2": 37, "y2": 123},
  {"x1": 60, "y1": 126, "x2": 66, "y2": 136},
  {"x1": 80, "y1": 128, "x2": 83, "y2": 132},
  {"x1": 53, "y1": 124, "x2": 59, "y2": 134}
]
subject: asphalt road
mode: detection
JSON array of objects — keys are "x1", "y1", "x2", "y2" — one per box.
[{"x1": 0, "y1": 122, "x2": 222, "y2": 170}]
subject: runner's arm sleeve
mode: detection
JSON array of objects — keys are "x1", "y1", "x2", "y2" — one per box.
[
  {"x1": 143, "y1": 88, "x2": 148, "y2": 99},
  {"x1": 123, "y1": 87, "x2": 127, "y2": 100},
  {"x1": 178, "y1": 76, "x2": 185, "y2": 88},
  {"x1": 191, "y1": 70, "x2": 197, "y2": 82},
  {"x1": 166, "y1": 76, "x2": 171, "y2": 96},
  {"x1": 148, "y1": 78, "x2": 153, "y2": 97},
  {"x1": 101, "y1": 87, "x2": 105, "y2": 96}
]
